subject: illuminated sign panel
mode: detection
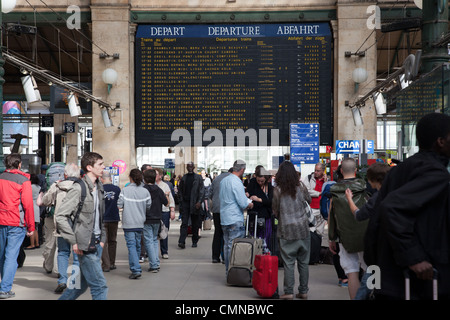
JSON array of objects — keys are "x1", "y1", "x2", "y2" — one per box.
[{"x1": 135, "y1": 23, "x2": 332, "y2": 147}]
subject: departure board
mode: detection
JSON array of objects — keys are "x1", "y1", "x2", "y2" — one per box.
[{"x1": 135, "y1": 23, "x2": 332, "y2": 147}]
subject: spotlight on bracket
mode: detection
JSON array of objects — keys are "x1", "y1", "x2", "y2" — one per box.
[
  {"x1": 21, "y1": 74, "x2": 41, "y2": 104},
  {"x1": 67, "y1": 92, "x2": 82, "y2": 117},
  {"x1": 101, "y1": 107, "x2": 113, "y2": 128},
  {"x1": 351, "y1": 107, "x2": 364, "y2": 126}
]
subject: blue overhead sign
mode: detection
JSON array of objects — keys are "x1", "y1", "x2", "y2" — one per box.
[
  {"x1": 164, "y1": 159, "x2": 175, "y2": 169},
  {"x1": 290, "y1": 123, "x2": 320, "y2": 164}
]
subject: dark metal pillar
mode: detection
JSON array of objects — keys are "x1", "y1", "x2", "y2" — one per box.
[
  {"x1": 0, "y1": 0, "x2": 4, "y2": 173},
  {"x1": 421, "y1": 0, "x2": 449, "y2": 73}
]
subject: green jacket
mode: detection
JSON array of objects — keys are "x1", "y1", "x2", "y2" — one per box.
[
  {"x1": 55, "y1": 175, "x2": 106, "y2": 251},
  {"x1": 328, "y1": 178, "x2": 369, "y2": 253}
]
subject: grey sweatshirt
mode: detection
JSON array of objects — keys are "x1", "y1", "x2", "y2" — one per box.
[{"x1": 117, "y1": 183, "x2": 152, "y2": 230}]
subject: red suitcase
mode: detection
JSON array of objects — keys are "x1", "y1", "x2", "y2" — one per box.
[{"x1": 252, "y1": 254, "x2": 278, "y2": 298}]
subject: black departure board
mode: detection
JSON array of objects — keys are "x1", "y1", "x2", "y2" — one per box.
[{"x1": 135, "y1": 23, "x2": 332, "y2": 147}]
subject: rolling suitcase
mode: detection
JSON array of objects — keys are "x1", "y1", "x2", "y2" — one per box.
[
  {"x1": 309, "y1": 231, "x2": 322, "y2": 265},
  {"x1": 227, "y1": 214, "x2": 263, "y2": 287},
  {"x1": 404, "y1": 268, "x2": 438, "y2": 300},
  {"x1": 252, "y1": 253, "x2": 278, "y2": 298}
]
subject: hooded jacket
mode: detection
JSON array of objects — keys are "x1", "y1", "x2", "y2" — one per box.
[
  {"x1": 0, "y1": 169, "x2": 35, "y2": 232},
  {"x1": 55, "y1": 175, "x2": 106, "y2": 251},
  {"x1": 41, "y1": 179, "x2": 76, "y2": 236},
  {"x1": 329, "y1": 178, "x2": 369, "y2": 253},
  {"x1": 365, "y1": 150, "x2": 450, "y2": 299}
]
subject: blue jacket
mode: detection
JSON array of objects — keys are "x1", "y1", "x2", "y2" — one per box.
[{"x1": 103, "y1": 183, "x2": 121, "y2": 222}]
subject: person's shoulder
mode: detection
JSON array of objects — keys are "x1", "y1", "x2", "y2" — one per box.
[{"x1": 104, "y1": 183, "x2": 120, "y2": 191}]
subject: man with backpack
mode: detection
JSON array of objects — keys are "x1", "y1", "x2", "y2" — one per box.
[
  {"x1": 328, "y1": 158, "x2": 369, "y2": 300},
  {"x1": 55, "y1": 152, "x2": 108, "y2": 300},
  {"x1": 40, "y1": 162, "x2": 66, "y2": 274},
  {"x1": 40, "y1": 163, "x2": 81, "y2": 294}
]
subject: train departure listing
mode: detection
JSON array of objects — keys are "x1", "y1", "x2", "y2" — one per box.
[{"x1": 135, "y1": 23, "x2": 332, "y2": 147}]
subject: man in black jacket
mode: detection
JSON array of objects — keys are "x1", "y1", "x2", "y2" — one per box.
[
  {"x1": 143, "y1": 169, "x2": 168, "y2": 272},
  {"x1": 365, "y1": 112, "x2": 450, "y2": 300},
  {"x1": 177, "y1": 162, "x2": 205, "y2": 249}
]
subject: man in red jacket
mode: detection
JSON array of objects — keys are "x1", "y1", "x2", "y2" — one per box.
[{"x1": 0, "y1": 153, "x2": 35, "y2": 299}]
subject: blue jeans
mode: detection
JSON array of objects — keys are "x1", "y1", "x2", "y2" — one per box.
[
  {"x1": 0, "y1": 226, "x2": 26, "y2": 293},
  {"x1": 159, "y1": 212, "x2": 170, "y2": 255},
  {"x1": 354, "y1": 271, "x2": 371, "y2": 300},
  {"x1": 221, "y1": 221, "x2": 245, "y2": 273},
  {"x1": 57, "y1": 237, "x2": 79, "y2": 285},
  {"x1": 59, "y1": 244, "x2": 108, "y2": 300},
  {"x1": 124, "y1": 230, "x2": 142, "y2": 274},
  {"x1": 143, "y1": 223, "x2": 160, "y2": 269}
]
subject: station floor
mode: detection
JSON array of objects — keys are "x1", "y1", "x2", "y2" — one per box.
[{"x1": 11, "y1": 218, "x2": 349, "y2": 301}]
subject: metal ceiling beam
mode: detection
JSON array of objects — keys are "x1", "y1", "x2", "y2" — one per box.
[{"x1": 3, "y1": 52, "x2": 111, "y2": 109}]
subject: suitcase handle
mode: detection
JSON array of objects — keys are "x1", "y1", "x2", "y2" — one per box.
[
  {"x1": 246, "y1": 212, "x2": 258, "y2": 238},
  {"x1": 404, "y1": 267, "x2": 438, "y2": 300}
]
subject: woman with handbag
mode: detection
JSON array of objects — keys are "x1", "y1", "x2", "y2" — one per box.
[
  {"x1": 272, "y1": 161, "x2": 311, "y2": 300},
  {"x1": 246, "y1": 166, "x2": 273, "y2": 251}
]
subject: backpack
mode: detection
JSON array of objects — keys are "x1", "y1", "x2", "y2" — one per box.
[
  {"x1": 329, "y1": 179, "x2": 369, "y2": 253},
  {"x1": 64, "y1": 177, "x2": 87, "y2": 230},
  {"x1": 53, "y1": 177, "x2": 87, "y2": 233},
  {"x1": 45, "y1": 162, "x2": 66, "y2": 189},
  {"x1": 320, "y1": 182, "x2": 335, "y2": 220},
  {"x1": 44, "y1": 162, "x2": 66, "y2": 217}
]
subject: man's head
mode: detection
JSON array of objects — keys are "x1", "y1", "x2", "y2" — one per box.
[
  {"x1": 5, "y1": 153, "x2": 21, "y2": 170},
  {"x1": 340, "y1": 158, "x2": 357, "y2": 178},
  {"x1": 416, "y1": 112, "x2": 450, "y2": 158},
  {"x1": 232, "y1": 160, "x2": 246, "y2": 178},
  {"x1": 141, "y1": 164, "x2": 152, "y2": 172},
  {"x1": 65, "y1": 163, "x2": 80, "y2": 179},
  {"x1": 366, "y1": 162, "x2": 391, "y2": 190},
  {"x1": 186, "y1": 162, "x2": 195, "y2": 173},
  {"x1": 314, "y1": 162, "x2": 326, "y2": 180},
  {"x1": 101, "y1": 170, "x2": 112, "y2": 184},
  {"x1": 143, "y1": 169, "x2": 157, "y2": 185},
  {"x1": 155, "y1": 168, "x2": 163, "y2": 182},
  {"x1": 81, "y1": 152, "x2": 104, "y2": 179}
]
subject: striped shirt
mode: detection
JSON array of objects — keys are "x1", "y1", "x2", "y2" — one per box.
[{"x1": 117, "y1": 183, "x2": 152, "y2": 230}]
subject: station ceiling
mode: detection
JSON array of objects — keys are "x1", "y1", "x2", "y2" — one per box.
[{"x1": 0, "y1": 6, "x2": 440, "y2": 103}]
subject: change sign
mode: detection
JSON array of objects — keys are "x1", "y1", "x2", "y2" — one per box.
[{"x1": 336, "y1": 140, "x2": 374, "y2": 154}]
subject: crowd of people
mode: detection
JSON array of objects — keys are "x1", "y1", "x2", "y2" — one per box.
[{"x1": 0, "y1": 112, "x2": 449, "y2": 300}]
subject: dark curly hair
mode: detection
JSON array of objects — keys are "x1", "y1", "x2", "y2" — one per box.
[
  {"x1": 275, "y1": 161, "x2": 300, "y2": 199},
  {"x1": 129, "y1": 168, "x2": 143, "y2": 186}
]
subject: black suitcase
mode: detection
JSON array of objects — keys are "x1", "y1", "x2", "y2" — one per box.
[
  {"x1": 404, "y1": 268, "x2": 438, "y2": 300},
  {"x1": 309, "y1": 231, "x2": 322, "y2": 265}
]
